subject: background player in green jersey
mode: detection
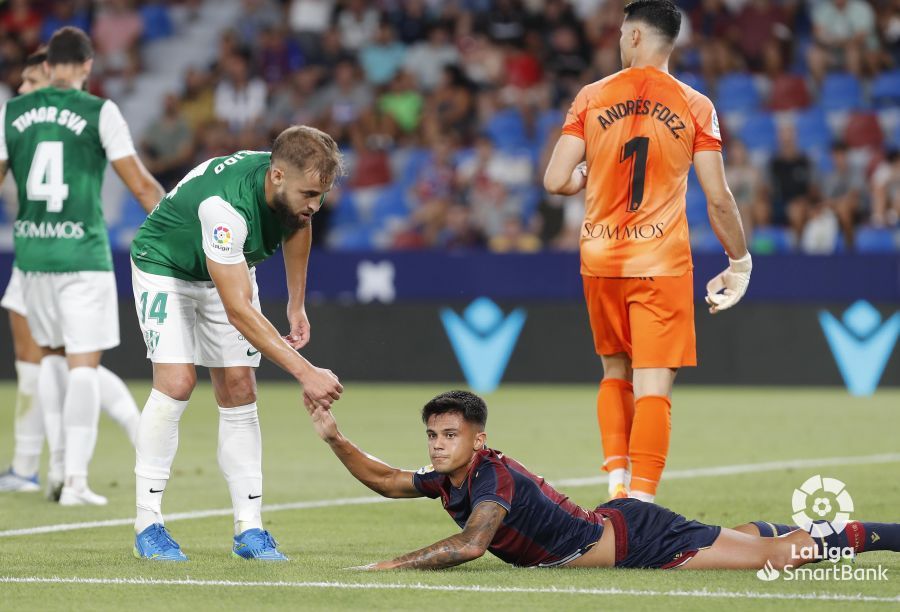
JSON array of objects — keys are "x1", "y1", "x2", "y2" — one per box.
[
  {"x1": 129, "y1": 126, "x2": 344, "y2": 561},
  {"x1": 0, "y1": 49, "x2": 145, "y2": 495},
  {"x1": 0, "y1": 28, "x2": 164, "y2": 505}
]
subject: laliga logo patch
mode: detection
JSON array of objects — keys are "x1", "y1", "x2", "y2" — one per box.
[
  {"x1": 441, "y1": 297, "x2": 526, "y2": 393},
  {"x1": 818, "y1": 300, "x2": 899, "y2": 396},
  {"x1": 212, "y1": 224, "x2": 233, "y2": 252},
  {"x1": 791, "y1": 475, "x2": 854, "y2": 536}
]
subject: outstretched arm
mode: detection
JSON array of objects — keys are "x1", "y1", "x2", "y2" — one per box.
[
  {"x1": 360, "y1": 501, "x2": 507, "y2": 570},
  {"x1": 309, "y1": 405, "x2": 422, "y2": 499},
  {"x1": 208, "y1": 259, "x2": 342, "y2": 408}
]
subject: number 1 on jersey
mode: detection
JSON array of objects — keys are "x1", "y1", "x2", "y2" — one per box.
[
  {"x1": 26, "y1": 141, "x2": 69, "y2": 213},
  {"x1": 620, "y1": 136, "x2": 649, "y2": 212}
]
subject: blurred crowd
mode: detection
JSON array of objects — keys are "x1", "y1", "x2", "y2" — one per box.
[{"x1": 2, "y1": 0, "x2": 900, "y2": 253}]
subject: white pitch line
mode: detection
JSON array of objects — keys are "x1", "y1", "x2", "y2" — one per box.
[
  {"x1": 0, "y1": 496, "x2": 396, "y2": 538},
  {"x1": 1, "y1": 576, "x2": 898, "y2": 604},
  {"x1": 555, "y1": 452, "x2": 900, "y2": 487},
  {"x1": 2, "y1": 452, "x2": 899, "y2": 539}
]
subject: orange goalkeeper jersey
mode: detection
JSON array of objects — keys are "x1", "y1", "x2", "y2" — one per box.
[{"x1": 562, "y1": 66, "x2": 722, "y2": 277}]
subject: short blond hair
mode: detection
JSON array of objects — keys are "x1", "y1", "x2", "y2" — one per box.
[{"x1": 271, "y1": 125, "x2": 345, "y2": 187}]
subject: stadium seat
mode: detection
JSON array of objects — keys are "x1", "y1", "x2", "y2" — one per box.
[
  {"x1": 715, "y1": 73, "x2": 760, "y2": 114},
  {"x1": 751, "y1": 226, "x2": 794, "y2": 253},
  {"x1": 397, "y1": 147, "x2": 432, "y2": 189},
  {"x1": 768, "y1": 74, "x2": 810, "y2": 111},
  {"x1": 739, "y1": 112, "x2": 778, "y2": 153},
  {"x1": 330, "y1": 189, "x2": 360, "y2": 227},
  {"x1": 535, "y1": 109, "x2": 564, "y2": 148},
  {"x1": 844, "y1": 112, "x2": 884, "y2": 149},
  {"x1": 677, "y1": 72, "x2": 708, "y2": 95},
  {"x1": 371, "y1": 184, "x2": 410, "y2": 221},
  {"x1": 484, "y1": 108, "x2": 529, "y2": 152},
  {"x1": 685, "y1": 184, "x2": 706, "y2": 222},
  {"x1": 140, "y1": 3, "x2": 174, "y2": 42},
  {"x1": 855, "y1": 227, "x2": 899, "y2": 253},
  {"x1": 794, "y1": 107, "x2": 833, "y2": 152},
  {"x1": 820, "y1": 73, "x2": 864, "y2": 112},
  {"x1": 871, "y1": 70, "x2": 900, "y2": 109}
]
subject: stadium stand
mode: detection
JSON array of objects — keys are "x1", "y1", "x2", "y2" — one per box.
[{"x1": 0, "y1": 0, "x2": 898, "y2": 254}]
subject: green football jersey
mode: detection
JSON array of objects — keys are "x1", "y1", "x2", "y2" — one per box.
[
  {"x1": 2, "y1": 86, "x2": 133, "y2": 272},
  {"x1": 131, "y1": 151, "x2": 286, "y2": 282}
]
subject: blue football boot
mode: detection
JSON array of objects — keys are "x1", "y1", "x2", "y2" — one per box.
[
  {"x1": 134, "y1": 523, "x2": 189, "y2": 561},
  {"x1": 232, "y1": 528, "x2": 289, "y2": 561}
]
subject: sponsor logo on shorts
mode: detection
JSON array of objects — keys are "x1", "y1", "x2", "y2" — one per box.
[
  {"x1": 14, "y1": 220, "x2": 85, "y2": 239},
  {"x1": 246, "y1": 348, "x2": 259, "y2": 357},
  {"x1": 144, "y1": 329, "x2": 160, "y2": 354},
  {"x1": 211, "y1": 224, "x2": 233, "y2": 252}
]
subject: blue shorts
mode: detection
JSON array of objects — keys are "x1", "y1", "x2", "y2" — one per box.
[{"x1": 594, "y1": 498, "x2": 721, "y2": 569}]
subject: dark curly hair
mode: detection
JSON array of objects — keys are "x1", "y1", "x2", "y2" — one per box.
[{"x1": 421, "y1": 390, "x2": 487, "y2": 430}]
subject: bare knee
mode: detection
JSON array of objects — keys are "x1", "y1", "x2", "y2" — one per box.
[
  {"x1": 153, "y1": 364, "x2": 197, "y2": 401},
  {"x1": 211, "y1": 367, "x2": 257, "y2": 407},
  {"x1": 601, "y1": 353, "x2": 632, "y2": 382}
]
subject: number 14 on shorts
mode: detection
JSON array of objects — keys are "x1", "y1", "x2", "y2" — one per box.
[{"x1": 139, "y1": 291, "x2": 169, "y2": 325}]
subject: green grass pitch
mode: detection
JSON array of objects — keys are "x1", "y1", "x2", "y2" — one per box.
[{"x1": 0, "y1": 382, "x2": 898, "y2": 611}]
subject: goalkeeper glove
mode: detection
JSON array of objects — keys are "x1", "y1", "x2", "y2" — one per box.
[{"x1": 705, "y1": 252, "x2": 752, "y2": 314}]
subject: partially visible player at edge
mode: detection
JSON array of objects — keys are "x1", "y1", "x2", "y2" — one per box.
[
  {"x1": 308, "y1": 390, "x2": 900, "y2": 571},
  {"x1": 0, "y1": 29, "x2": 164, "y2": 504},
  {"x1": 129, "y1": 126, "x2": 343, "y2": 562},
  {"x1": 0, "y1": 49, "x2": 143, "y2": 495},
  {"x1": 544, "y1": 0, "x2": 751, "y2": 502}
]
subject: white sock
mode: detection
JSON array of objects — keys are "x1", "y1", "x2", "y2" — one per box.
[
  {"x1": 629, "y1": 490, "x2": 655, "y2": 503},
  {"x1": 11, "y1": 361, "x2": 43, "y2": 477},
  {"x1": 218, "y1": 403, "x2": 263, "y2": 535},
  {"x1": 608, "y1": 468, "x2": 629, "y2": 493},
  {"x1": 134, "y1": 389, "x2": 188, "y2": 533},
  {"x1": 38, "y1": 355, "x2": 68, "y2": 483},
  {"x1": 98, "y1": 366, "x2": 140, "y2": 445},
  {"x1": 63, "y1": 367, "x2": 101, "y2": 489}
]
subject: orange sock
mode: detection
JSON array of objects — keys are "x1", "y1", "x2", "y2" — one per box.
[
  {"x1": 596, "y1": 379, "x2": 635, "y2": 473},
  {"x1": 629, "y1": 395, "x2": 671, "y2": 498}
]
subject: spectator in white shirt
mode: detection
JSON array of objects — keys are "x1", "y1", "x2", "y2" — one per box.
[{"x1": 214, "y1": 52, "x2": 268, "y2": 131}]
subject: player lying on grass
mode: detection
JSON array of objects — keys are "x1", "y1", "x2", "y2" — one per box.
[{"x1": 308, "y1": 391, "x2": 899, "y2": 571}]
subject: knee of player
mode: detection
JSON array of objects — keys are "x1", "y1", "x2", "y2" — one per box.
[
  {"x1": 155, "y1": 371, "x2": 197, "y2": 401},
  {"x1": 218, "y1": 377, "x2": 257, "y2": 406}
]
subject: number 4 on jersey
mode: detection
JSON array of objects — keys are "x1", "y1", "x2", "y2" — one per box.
[
  {"x1": 620, "y1": 136, "x2": 649, "y2": 212},
  {"x1": 26, "y1": 141, "x2": 69, "y2": 212}
]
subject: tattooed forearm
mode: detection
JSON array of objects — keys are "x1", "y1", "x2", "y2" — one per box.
[{"x1": 381, "y1": 502, "x2": 508, "y2": 570}]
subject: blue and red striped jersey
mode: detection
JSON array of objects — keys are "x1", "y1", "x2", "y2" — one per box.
[{"x1": 413, "y1": 448, "x2": 605, "y2": 567}]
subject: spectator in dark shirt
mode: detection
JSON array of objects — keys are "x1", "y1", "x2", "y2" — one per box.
[{"x1": 769, "y1": 124, "x2": 814, "y2": 239}]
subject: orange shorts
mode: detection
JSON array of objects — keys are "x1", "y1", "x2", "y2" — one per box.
[{"x1": 582, "y1": 272, "x2": 697, "y2": 369}]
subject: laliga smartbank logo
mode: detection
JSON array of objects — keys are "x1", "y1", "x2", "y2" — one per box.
[
  {"x1": 791, "y1": 474, "x2": 854, "y2": 536},
  {"x1": 756, "y1": 475, "x2": 888, "y2": 582}
]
